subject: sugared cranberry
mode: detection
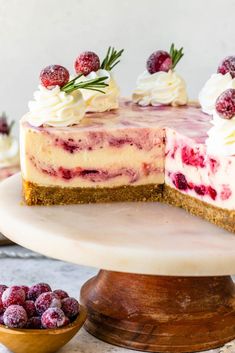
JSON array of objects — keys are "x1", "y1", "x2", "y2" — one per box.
[
  {"x1": 147, "y1": 51, "x2": 172, "y2": 74},
  {"x1": 0, "y1": 314, "x2": 4, "y2": 325},
  {"x1": 0, "y1": 117, "x2": 10, "y2": 135},
  {"x1": 35, "y1": 292, "x2": 61, "y2": 316},
  {"x1": 3, "y1": 305, "x2": 28, "y2": 328},
  {"x1": 28, "y1": 283, "x2": 51, "y2": 301},
  {"x1": 53, "y1": 289, "x2": 69, "y2": 300},
  {"x1": 215, "y1": 89, "x2": 235, "y2": 119},
  {"x1": 26, "y1": 316, "x2": 42, "y2": 329},
  {"x1": 0, "y1": 285, "x2": 8, "y2": 296},
  {"x1": 61, "y1": 297, "x2": 79, "y2": 319},
  {"x1": 218, "y1": 56, "x2": 235, "y2": 78},
  {"x1": 207, "y1": 186, "x2": 217, "y2": 200},
  {"x1": 74, "y1": 51, "x2": 100, "y2": 76},
  {"x1": 173, "y1": 173, "x2": 188, "y2": 191},
  {"x1": 21, "y1": 286, "x2": 29, "y2": 297},
  {"x1": 194, "y1": 185, "x2": 206, "y2": 196},
  {"x1": 24, "y1": 300, "x2": 36, "y2": 318},
  {"x1": 2, "y1": 286, "x2": 25, "y2": 308},
  {"x1": 41, "y1": 308, "x2": 67, "y2": 329},
  {"x1": 40, "y1": 65, "x2": 70, "y2": 88}
]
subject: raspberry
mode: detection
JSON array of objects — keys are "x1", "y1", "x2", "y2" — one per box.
[
  {"x1": 40, "y1": 65, "x2": 70, "y2": 88},
  {"x1": 215, "y1": 88, "x2": 235, "y2": 119},
  {"x1": 24, "y1": 300, "x2": 36, "y2": 318},
  {"x1": 74, "y1": 51, "x2": 100, "y2": 76},
  {"x1": 0, "y1": 117, "x2": 10, "y2": 135},
  {"x1": 147, "y1": 51, "x2": 172, "y2": 74},
  {"x1": 35, "y1": 292, "x2": 61, "y2": 316},
  {"x1": 53, "y1": 289, "x2": 69, "y2": 300},
  {"x1": 3, "y1": 305, "x2": 28, "y2": 328},
  {"x1": 28, "y1": 283, "x2": 51, "y2": 301},
  {"x1": 172, "y1": 173, "x2": 188, "y2": 191},
  {"x1": 61, "y1": 297, "x2": 79, "y2": 319},
  {"x1": 217, "y1": 56, "x2": 235, "y2": 78},
  {"x1": 26, "y1": 316, "x2": 42, "y2": 329},
  {"x1": 41, "y1": 308, "x2": 67, "y2": 329},
  {"x1": 0, "y1": 285, "x2": 8, "y2": 296},
  {"x1": 2, "y1": 286, "x2": 25, "y2": 308}
]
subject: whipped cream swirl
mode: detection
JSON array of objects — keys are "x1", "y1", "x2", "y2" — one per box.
[
  {"x1": 199, "y1": 73, "x2": 235, "y2": 115},
  {"x1": 206, "y1": 111, "x2": 235, "y2": 156},
  {"x1": 132, "y1": 70, "x2": 188, "y2": 107},
  {"x1": 0, "y1": 134, "x2": 19, "y2": 168},
  {"x1": 25, "y1": 85, "x2": 86, "y2": 127},
  {"x1": 77, "y1": 69, "x2": 120, "y2": 112}
]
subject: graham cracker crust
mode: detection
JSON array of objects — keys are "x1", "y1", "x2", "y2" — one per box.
[
  {"x1": 22, "y1": 180, "x2": 235, "y2": 233},
  {"x1": 23, "y1": 180, "x2": 163, "y2": 206},
  {"x1": 163, "y1": 185, "x2": 235, "y2": 233}
]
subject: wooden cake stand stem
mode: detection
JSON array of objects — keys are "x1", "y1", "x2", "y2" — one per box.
[{"x1": 80, "y1": 270, "x2": 235, "y2": 352}]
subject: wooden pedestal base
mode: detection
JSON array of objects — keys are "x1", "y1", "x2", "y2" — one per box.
[{"x1": 80, "y1": 271, "x2": 235, "y2": 352}]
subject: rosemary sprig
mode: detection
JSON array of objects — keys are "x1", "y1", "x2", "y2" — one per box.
[
  {"x1": 169, "y1": 43, "x2": 184, "y2": 69},
  {"x1": 61, "y1": 76, "x2": 109, "y2": 94},
  {"x1": 101, "y1": 47, "x2": 124, "y2": 71}
]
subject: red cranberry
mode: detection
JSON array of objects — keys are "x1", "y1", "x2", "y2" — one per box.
[
  {"x1": 0, "y1": 298, "x2": 4, "y2": 314},
  {"x1": 147, "y1": 51, "x2": 172, "y2": 74},
  {"x1": 181, "y1": 146, "x2": 205, "y2": 168},
  {"x1": 61, "y1": 297, "x2": 79, "y2": 319},
  {"x1": 28, "y1": 283, "x2": 51, "y2": 301},
  {"x1": 35, "y1": 292, "x2": 61, "y2": 316},
  {"x1": 0, "y1": 285, "x2": 8, "y2": 296},
  {"x1": 207, "y1": 186, "x2": 217, "y2": 200},
  {"x1": 173, "y1": 173, "x2": 188, "y2": 191},
  {"x1": 74, "y1": 51, "x2": 100, "y2": 76},
  {"x1": 2, "y1": 286, "x2": 26, "y2": 308},
  {"x1": 40, "y1": 65, "x2": 70, "y2": 88},
  {"x1": 3, "y1": 305, "x2": 28, "y2": 328},
  {"x1": 41, "y1": 308, "x2": 67, "y2": 329},
  {"x1": 194, "y1": 185, "x2": 206, "y2": 196},
  {"x1": 24, "y1": 300, "x2": 37, "y2": 318},
  {"x1": 215, "y1": 89, "x2": 235, "y2": 119},
  {"x1": 217, "y1": 56, "x2": 235, "y2": 78},
  {"x1": 26, "y1": 316, "x2": 42, "y2": 329},
  {"x1": 53, "y1": 289, "x2": 69, "y2": 300},
  {"x1": 21, "y1": 286, "x2": 29, "y2": 297}
]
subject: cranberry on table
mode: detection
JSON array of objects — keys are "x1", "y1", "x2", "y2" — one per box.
[
  {"x1": 24, "y1": 300, "x2": 37, "y2": 318},
  {"x1": 35, "y1": 292, "x2": 61, "y2": 316},
  {"x1": 215, "y1": 88, "x2": 235, "y2": 120},
  {"x1": 3, "y1": 305, "x2": 28, "y2": 328},
  {"x1": 54, "y1": 289, "x2": 69, "y2": 300},
  {"x1": 26, "y1": 316, "x2": 42, "y2": 329},
  {"x1": 74, "y1": 51, "x2": 100, "y2": 76},
  {"x1": 41, "y1": 308, "x2": 67, "y2": 329},
  {"x1": 147, "y1": 50, "x2": 172, "y2": 74},
  {"x1": 28, "y1": 283, "x2": 51, "y2": 301},
  {"x1": 2, "y1": 286, "x2": 26, "y2": 308},
  {"x1": 62, "y1": 297, "x2": 79, "y2": 318},
  {"x1": 217, "y1": 56, "x2": 235, "y2": 78},
  {"x1": 40, "y1": 65, "x2": 70, "y2": 88}
]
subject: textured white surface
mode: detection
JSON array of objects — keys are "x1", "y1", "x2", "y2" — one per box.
[
  {"x1": 0, "y1": 245, "x2": 233, "y2": 353},
  {"x1": 0, "y1": 174, "x2": 235, "y2": 276},
  {"x1": 1, "y1": 0, "x2": 235, "y2": 127}
]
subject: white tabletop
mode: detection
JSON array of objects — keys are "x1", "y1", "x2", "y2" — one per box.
[{"x1": 0, "y1": 174, "x2": 234, "y2": 276}]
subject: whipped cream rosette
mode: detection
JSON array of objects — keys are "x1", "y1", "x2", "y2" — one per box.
[{"x1": 133, "y1": 43, "x2": 188, "y2": 107}]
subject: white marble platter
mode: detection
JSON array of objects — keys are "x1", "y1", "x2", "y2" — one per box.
[{"x1": 0, "y1": 174, "x2": 234, "y2": 276}]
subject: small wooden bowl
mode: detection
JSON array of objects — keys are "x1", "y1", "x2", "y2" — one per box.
[{"x1": 0, "y1": 306, "x2": 87, "y2": 353}]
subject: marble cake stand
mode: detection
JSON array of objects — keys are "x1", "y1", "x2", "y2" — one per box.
[{"x1": 0, "y1": 174, "x2": 235, "y2": 353}]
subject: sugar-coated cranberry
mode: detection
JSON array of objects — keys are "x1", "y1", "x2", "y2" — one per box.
[
  {"x1": 3, "y1": 305, "x2": 28, "y2": 328},
  {"x1": 147, "y1": 51, "x2": 172, "y2": 74},
  {"x1": 2, "y1": 286, "x2": 26, "y2": 308},
  {"x1": 40, "y1": 65, "x2": 70, "y2": 88},
  {"x1": 26, "y1": 316, "x2": 42, "y2": 329},
  {"x1": 53, "y1": 289, "x2": 69, "y2": 300},
  {"x1": 0, "y1": 285, "x2": 8, "y2": 296},
  {"x1": 21, "y1": 286, "x2": 29, "y2": 297},
  {"x1": 215, "y1": 88, "x2": 235, "y2": 119},
  {"x1": 41, "y1": 308, "x2": 67, "y2": 329},
  {"x1": 0, "y1": 314, "x2": 4, "y2": 325},
  {"x1": 61, "y1": 297, "x2": 79, "y2": 319},
  {"x1": 173, "y1": 173, "x2": 188, "y2": 191},
  {"x1": 35, "y1": 292, "x2": 61, "y2": 316},
  {"x1": 28, "y1": 283, "x2": 51, "y2": 301},
  {"x1": 217, "y1": 56, "x2": 235, "y2": 78},
  {"x1": 24, "y1": 300, "x2": 37, "y2": 318},
  {"x1": 74, "y1": 51, "x2": 100, "y2": 76},
  {"x1": 207, "y1": 186, "x2": 217, "y2": 200}
]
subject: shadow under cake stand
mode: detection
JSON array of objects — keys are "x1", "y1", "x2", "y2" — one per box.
[{"x1": 0, "y1": 174, "x2": 235, "y2": 352}]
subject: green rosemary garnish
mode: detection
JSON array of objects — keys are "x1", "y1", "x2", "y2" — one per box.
[
  {"x1": 101, "y1": 47, "x2": 124, "y2": 71},
  {"x1": 169, "y1": 43, "x2": 184, "y2": 69},
  {"x1": 61, "y1": 75, "x2": 109, "y2": 94}
]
